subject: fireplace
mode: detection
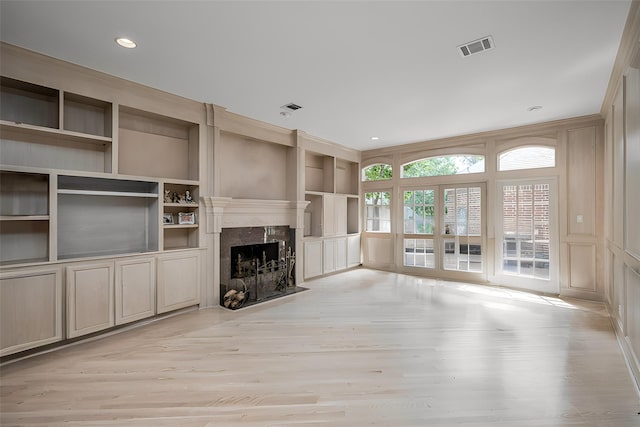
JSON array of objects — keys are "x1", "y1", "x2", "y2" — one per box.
[{"x1": 220, "y1": 226, "x2": 304, "y2": 309}]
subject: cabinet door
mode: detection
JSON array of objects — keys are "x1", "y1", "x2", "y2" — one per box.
[
  {"x1": 304, "y1": 240, "x2": 323, "y2": 279},
  {"x1": 348, "y1": 234, "x2": 361, "y2": 267},
  {"x1": 323, "y1": 194, "x2": 335, "y2": 236},
  {"x1": 115, "y1": 257, "x2": 156, "y2": 325},
  {"x1": 66, "y1": 261, "x2": 114, "y2": 339},
  {"x1": 157, "y1": 251, "x2": 200, "y2": 314},
  {"x1": 334, "y1": 195, "x2": 348, "y2": 236},
  {"x1": 323, "y1": 238, "x2": 336, "y2": 274},
  {"x1": 335, "y1": 237, "x2": 347, "y2": 271},
  {"x1": 1, "y1": 268, "x2": 63, "y2": 356}
]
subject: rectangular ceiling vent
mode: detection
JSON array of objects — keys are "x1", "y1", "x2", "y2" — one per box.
[
  {"x1": 281, "y1": 103, "x2": 302, "y2": 111},
  {"x1": 458, "y1": 36, "x2": 494, "y2": 57}
]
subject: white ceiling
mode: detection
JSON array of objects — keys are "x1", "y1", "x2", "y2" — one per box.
[{"x1": 0, "y1": 1, "x2": 632, "y2": 151}]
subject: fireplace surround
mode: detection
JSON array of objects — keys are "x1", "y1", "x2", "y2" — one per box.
[
  {"x1": 203, "y1": 197, "x2": 310, "y2": 309},
  {"x1": 220, "y1": 226, "x2": 304, "y2": 309}
]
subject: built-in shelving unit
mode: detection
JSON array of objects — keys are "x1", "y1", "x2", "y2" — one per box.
[
  {"x1": 0, "y1": 66, "x2": 204, "y2": 356},
  {"x1": 303, "y1": 151, "x2": 359, "y2": 238},
  {"x1": 0, "y1": 170, "x2": 50, "y2": 265},
  {"x1": 303, "y1": 149, "x2": 360, "y2": 279},
  {"x1": 162, "y1": 181, "x2": 199, "y2": 250}
]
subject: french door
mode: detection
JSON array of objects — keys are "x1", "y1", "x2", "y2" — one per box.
[
  {"x1": 495, "y1": 179, "x2": 558, "y2": 293},
  {"x1": 402, "y1": 184, "x2": 485, "y2": 276}
]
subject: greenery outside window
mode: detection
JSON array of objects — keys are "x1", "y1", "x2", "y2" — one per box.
[
  {"x1": 404, "y1": 190, "x2": 435, "y2": 234},
  {"x1": 402, "y1": 155, "x2": 484, "y2": 178},
  {"x1": 362, "y1": 163, "x2": 392, "y2": 181}
]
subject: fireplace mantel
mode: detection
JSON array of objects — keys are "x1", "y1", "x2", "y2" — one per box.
[{"x1": 203, "y1": 197, "x2": 310, "y2": 232}]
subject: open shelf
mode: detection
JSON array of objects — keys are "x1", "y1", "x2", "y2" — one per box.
[
  {"x1": 0, "y1": 215, "x2": 49, "y2": 221},
  {"x1": 118, "y1": 107, "x2": 199, "y2": 180},
  {"x1": 57, "y1": 175, "x2": 159, "y2": 260},
  {"x1": 0, "y1": 219, "x2": 49, "y2": 265},
  {"x1": 336, "y1": 158, "x2": 359, "y2": 195},
  {"x1": 0, "y1": 76, "x2": 59, "y2": 129},
  {"x1": 304, "y1": 193, "x2": 324, "y2": 237},
  {"x1": 305, "y1": 152, "x2": 334, "y2": 193},
  {"x1": 0, "y1": 170, "x2": 51, "y2": 265},
  {"x1": 63, "y1": 92, "x2": 112, "y2": 138},
  {"x1": 347, "y1": 196, "x2": 359, "y2": 234}
]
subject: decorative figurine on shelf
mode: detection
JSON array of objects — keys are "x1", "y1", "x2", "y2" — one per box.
[
  {"x1": 172, "y1": 192, "x2": 179, "y2": 203},
  {"x1": 179, "y1": 192, "x2": 186, "y2": 204},
  {"x1": 164, "y1": 189, "x2": 172, "y2": 203},
  {"x1": 185, "y1": 190, "x2": 193, "y2": 204}
]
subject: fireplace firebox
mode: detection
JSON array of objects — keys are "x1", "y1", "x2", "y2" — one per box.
[{"x1": 220, "y1": 226, "x2": 304, "y2": 309}]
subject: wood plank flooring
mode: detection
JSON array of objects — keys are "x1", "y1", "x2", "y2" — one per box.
[{"x1": 2, "y1": 269, "x2": 639, "y2": 426}]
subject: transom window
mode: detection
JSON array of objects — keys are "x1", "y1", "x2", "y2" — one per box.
[
  {"x1": 362, "y1": 164, "x2": 392, "y2": 181},
  {"x1": 498, "y1": 146, "x2": 555, "y2": 171},
  {"x1": 402, "y1": 155, "x2": 484, "y2": 178}
]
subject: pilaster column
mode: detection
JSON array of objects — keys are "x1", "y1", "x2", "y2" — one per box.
[{"x1": 203, "y1": 197, "x2": 232, "y2": 306}]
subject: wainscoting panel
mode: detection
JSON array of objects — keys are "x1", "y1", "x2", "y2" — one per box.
[
  {"x1": 568, "y1": 243, "x2": 597, "y2": 291},
  {"x1": 626, "y1": 266, "x2": 640, "y2": 370},
  {"x1": 363, "y1": 236, "x2": 394, "y2": 269}
]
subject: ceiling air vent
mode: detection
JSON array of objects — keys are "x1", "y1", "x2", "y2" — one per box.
[
  {"x1": 458, "y1": 36, "x2": 494, "y2": 57},
  {"x1": 281, "y1": 103, "x2": 302, "y2": 111}
]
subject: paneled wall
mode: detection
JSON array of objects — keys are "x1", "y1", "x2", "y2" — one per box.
[
  {"x1": 361, "y1": 116, "x2": 604, "y2": 301},
  {"x1": 601, "y1": 0, "x2": 639, "y2": 390}
]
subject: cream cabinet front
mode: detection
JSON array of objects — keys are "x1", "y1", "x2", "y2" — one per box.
[
  {"x1": 323, "y1": 237, "x2": 347, "y2": 274},
  {"x1": 0, "y1": 267, "x2": 63, "y2": 356},
  {"x1": 66, "y1": 261, "x2": 115, "y2": 339},
  {"x1": 323, "y1": 238, "x2": 336, "y2": 274},
  {"x1": 304, "y1": 240, "x2": 323, "y2": 279},
  {"x1": 156, "y1": 251, "x2": 201, "y2": 314},
  {"x1": 347, "y1": 234, "x2": 361, "y2": 268},
  {"x1": 115, "y1": 257, "x2": 156, "y2": 325}
]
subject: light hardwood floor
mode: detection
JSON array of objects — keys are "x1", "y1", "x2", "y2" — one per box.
[{"x1": 1, "y1": 269, "x2": 639, "y2": 426}]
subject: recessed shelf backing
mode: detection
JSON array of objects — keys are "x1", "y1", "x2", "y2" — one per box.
[
  {"x1": 0, "y1": 76, "x2": 59, "y2": 129},
  {"x1": 118, "y1": 107, "x2": 198, "y2": 180}
]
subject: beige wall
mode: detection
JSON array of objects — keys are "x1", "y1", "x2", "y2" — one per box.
[{"x1": 602, "y1": 0, "x2": 640, "y2": 392}]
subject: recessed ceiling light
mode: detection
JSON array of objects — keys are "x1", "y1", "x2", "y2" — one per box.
[
  {"x1": 115, "y1": 38, "x2": 137, "y2": 49},
  {"x1": 280, "y1": 111, "x2": 291, "y2": 118},
  {"x1": 527, "y1": 105, "x2": 543, "y2": 112},
  {"x1": 370, "y1": 136, "x2": 380, "y2": 141}
]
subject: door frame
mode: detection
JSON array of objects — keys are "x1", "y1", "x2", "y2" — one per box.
[
  {"x1": 494, "y1": 177, "x2": 559, "y2": 294},
  {"x1": 397, "y1": 182, "x2": 487, "y2": 282}
]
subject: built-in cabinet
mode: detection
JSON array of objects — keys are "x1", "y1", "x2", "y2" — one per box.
[
  {"x1": 0, "y1": 62, "x2": 204, "y2": 356},
  {"x1": 0, "y1": 267, "x2": 63, "y2": 356},
  {"x1": 66, "y1": 261, "x2": 115, "y2": 339},
  {"x1": 303, "y1": 150, "x2": 361, "y2": 279},
  {"x1": 115, "y1": 257, "x2": 156, "y2": 325},
  {"x1": 157, "y1": 251, "x2": 201, "y2": 314}
]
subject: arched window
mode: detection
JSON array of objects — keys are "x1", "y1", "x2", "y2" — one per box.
[
  {"x1": 362, "y1": 163, "x2": 392, "y2": 181},
  {"x1": 401, "y1": 155, "x2": 485, "y2": 178},
  {"x1": 498, "y1": 146, "x2": 555, "y2": 171}
]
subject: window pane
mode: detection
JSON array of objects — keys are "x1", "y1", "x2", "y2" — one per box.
[
  {"x1": 404, "y1": 239, "x2": 435, "y2": 269},
  {"x1": 535, "y1": 261, "x2": 550, "y2": 279},
  {"x1": 498, "y1": 147, "x2": 555, "y2": 171},
  {"x1": 365, "y1": 192, "x2": 391, "y2": 232},
  {"x1": 404, "y1": 189, "x2": 434, "y2": 235},
  {"x1": 402, "y1": 155, "x2": 485, "y2": 178}
]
